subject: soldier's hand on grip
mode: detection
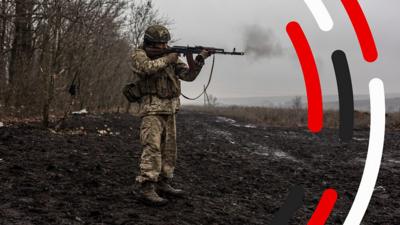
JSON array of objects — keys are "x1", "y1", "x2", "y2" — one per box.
[
  {"x1": 166, "y1": 53, "x2": 179, "y2": 64},
  {"x1": 199, "y1": 49, "x2": 211, "y2": 60}
]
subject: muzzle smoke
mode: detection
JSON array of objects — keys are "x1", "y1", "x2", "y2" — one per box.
[{"x1": 244, "y1": 25, "x2": 283, "y2": 59}]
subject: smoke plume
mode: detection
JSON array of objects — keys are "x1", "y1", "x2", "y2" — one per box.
[{"x1": 244, "y1": 25, "x2": 284, "y2": 60}]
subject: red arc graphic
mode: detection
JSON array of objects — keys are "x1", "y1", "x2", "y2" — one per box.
[
  {"x1": 286, "y1": 21, "x2": 323, "y2": 133},
  {"x1": 307, "y1": 189, "x2": 338, "y2": 225},
  {"x1": 341, "y1": 0, "x2": 378, "y2": 62}
]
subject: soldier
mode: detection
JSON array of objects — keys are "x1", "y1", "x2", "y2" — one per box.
[{"x1": 131, "y1": 25, "x2": 210, "y2": 206}]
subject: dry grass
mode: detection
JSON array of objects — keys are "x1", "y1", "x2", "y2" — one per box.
[
  {"x1": 182, "y1": 105, "x2": 400, "y2": 130},
  {"x1": 387, "y1": 112, "x2": 400, "y2": 129},
  {"x1": 183, "y1": 105, "x2": 310, "y2": 128}
]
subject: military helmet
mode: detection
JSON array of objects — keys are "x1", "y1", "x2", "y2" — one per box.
[{"x1": 144, "y1": 25, "x2": 171, "y2": 43}]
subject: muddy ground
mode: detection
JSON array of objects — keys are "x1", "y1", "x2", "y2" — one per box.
[{"x1": 0, "y1": 111, "x2": 399, "y2": 225}]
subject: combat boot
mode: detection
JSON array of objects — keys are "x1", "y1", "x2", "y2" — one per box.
[
  {"x1": 158, "y1": 178, "x2": 185, "y2": 198},
  {"x1": 138, "y1": 181, "x2": 168, "y2": 206}
]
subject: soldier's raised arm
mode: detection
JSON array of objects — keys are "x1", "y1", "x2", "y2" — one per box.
[
  {"x1": 176, "y1": 50, "x2": 210, "y2": 81},
  {"x1": 131, "y1": 49, "x2": 177, "y2": 76}
]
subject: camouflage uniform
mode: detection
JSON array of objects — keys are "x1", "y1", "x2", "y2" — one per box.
[{"x1": 131, "y1": 47, "x2": 204, "y2": 183}]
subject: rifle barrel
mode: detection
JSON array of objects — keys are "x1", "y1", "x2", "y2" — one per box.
[
  {"x1": 169, "y1": 46, "x2": 245, "y2": 56},
  {"x1": 218, "y1": 51, "x2": 245, "y2": 55}
]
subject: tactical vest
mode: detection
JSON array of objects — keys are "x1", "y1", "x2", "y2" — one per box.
[{"x1": 138, "y1": 66, "x2": 181, "y2": 99}]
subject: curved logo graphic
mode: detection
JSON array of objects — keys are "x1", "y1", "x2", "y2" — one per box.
[{"x1": 271, "y1": 1, "x2": 386, "y2": 224}]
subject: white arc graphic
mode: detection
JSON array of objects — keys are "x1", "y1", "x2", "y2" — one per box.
[
  {"x1": 304, "y1": 0, "x2": 334, "y2": 31},
  {"x1": 343, "y1": 78, "x2": 385, "y2": 225}
]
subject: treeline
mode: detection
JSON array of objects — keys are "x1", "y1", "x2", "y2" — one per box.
[{"x1": 0, "y1": 0, "x2": 166, "y2": 125}]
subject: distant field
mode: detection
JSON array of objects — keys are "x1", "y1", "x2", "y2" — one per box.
[{"x1": 199, "y1": 95, "x2": 400, "y2": 113}]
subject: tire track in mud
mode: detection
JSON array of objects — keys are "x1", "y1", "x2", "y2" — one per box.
[
  {"x1": 179, "y1": 111, "x2": 399, "y2": 224},
  {"x1": 199, "y1": 114, "x2": 309, "y2": 165}
]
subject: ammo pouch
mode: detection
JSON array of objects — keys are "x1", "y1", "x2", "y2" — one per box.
[
  {"x1": 123, "y1": 82, "x2": 142, "y2": 103},
  {"x1": 155, "y1": 74, "x2": 180, "y2": 98}
]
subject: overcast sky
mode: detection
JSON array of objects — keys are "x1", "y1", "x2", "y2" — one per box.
[{"x1": 151, "y1": 0, "x2": 400, "y2": 103}]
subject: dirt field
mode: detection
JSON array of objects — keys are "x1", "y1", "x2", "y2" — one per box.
[{"x1": 0, "y1": 111, "x2": 399, "y2": 225}]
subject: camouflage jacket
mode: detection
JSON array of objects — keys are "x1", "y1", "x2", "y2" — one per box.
[{"x1": 131, "y1": 47, "x2": 204, "y2": 116}]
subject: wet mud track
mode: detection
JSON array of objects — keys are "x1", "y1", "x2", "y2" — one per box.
[{"x1": 0, "y1": 111, "x2": 399, "y2": 224}]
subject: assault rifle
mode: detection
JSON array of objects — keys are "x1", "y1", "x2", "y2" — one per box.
[{"x1": 145, "y1": 45, "x2": 245, "y2": 57}]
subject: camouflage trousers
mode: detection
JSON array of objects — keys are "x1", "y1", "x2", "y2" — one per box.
[{"x1": 136, "y1": 114, "x2": 177, "y2": 183}]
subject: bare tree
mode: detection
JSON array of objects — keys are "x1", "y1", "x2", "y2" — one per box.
[
  {"x1": 0, "y1": 0, "x2": 10, "y2": 100},
  {"x1": 0, "y1": 0, "x2": 172, "y2": 125},
  {"x1": 8, "y1": 0, "x2": 33, "y2": 85},
  {"x1": 291, "y1": 96, "x2": 303, "y2": 110},
  {"x1": 207, "y1": 94, "x2": 218, "y2": 107}
]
